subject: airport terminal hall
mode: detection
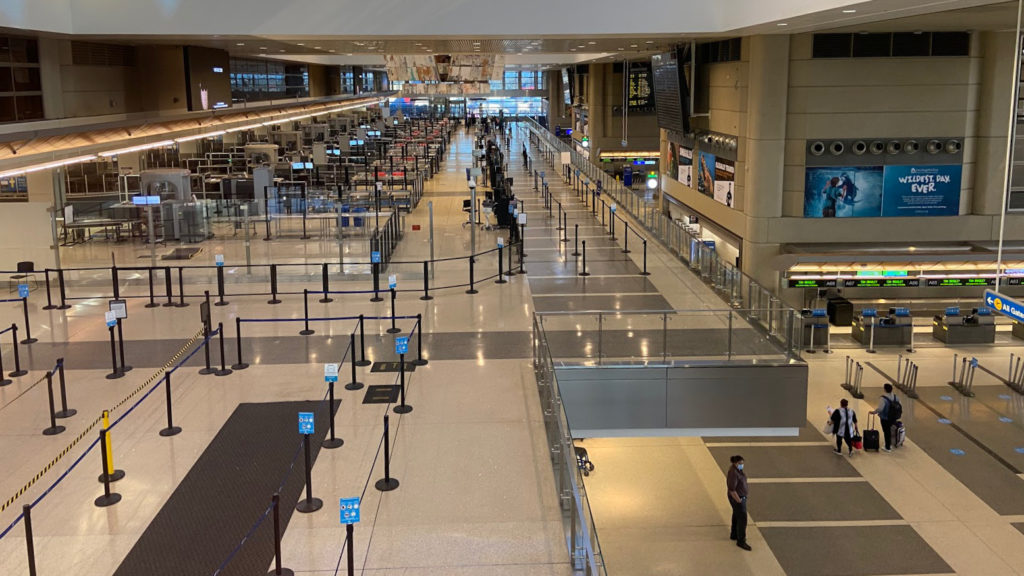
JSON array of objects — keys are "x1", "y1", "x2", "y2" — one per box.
[{"x1": 8, "y1": 1, "x2": 1024, "y2": 575}]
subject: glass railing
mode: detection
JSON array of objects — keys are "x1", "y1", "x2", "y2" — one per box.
[
  {"x1": 521, "y1": 118, "x2": 802, "y2": 352},
  {"x1": 532, "y1": 314, "x2": 608, "y2": 576}
]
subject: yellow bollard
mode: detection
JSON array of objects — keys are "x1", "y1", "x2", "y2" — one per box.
[{"x1": 102, "y1": 410, "x2": 115, "y2": 477}]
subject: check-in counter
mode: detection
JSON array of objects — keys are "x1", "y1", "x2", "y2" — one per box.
[
  {"x1": 800, "y1": 309, "x2": 830, "y2": 350},
  {"x1": 1014, "y1": 321, "x2": 1024, "y2": 341},
  {"x1": 852, "y1": 307, "x2": 913, "y2": 347},
  {"x1": 934, "y1": 307, "x2": 996, "y2": 344}
]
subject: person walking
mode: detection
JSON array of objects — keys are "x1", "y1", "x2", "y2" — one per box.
[
  {"x1": 831, "y1": 399, "x2": 858, "y2": 456},
  {"x1": 870, "y1": 383, "x2": 899, "y2": 452},
  {"x1": 726, "y1": 455, "x2": 751, "y2": 551}
]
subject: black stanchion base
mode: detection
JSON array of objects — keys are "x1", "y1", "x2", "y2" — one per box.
[
  {"x1": 561, "y1": 237, "x2": 570, "y2": 243},
  {"x1": 354, "y1": 360, "x2": 371, "y2": 367},
  {"x1": 578, "y1": 272, "x2": 590, "y2": 277},
  {"x1": 412, "y1": 358, "x2": 428, "y2": 367},
  {"x1": 159, "y1": 426, "x2": 182, "y2": 437},
  {"x1": 393, "y1": 404, "x2": 413, "y2": 414},
  {"x1": 57, "y1": 305, "x2": 72, "y2": 310},
  {"x1": 386, "y1": 327, "x2": 402, "y2": 334},
  {"x1": 866, "y1": 349, "x2": 877, "y2": 354},
  {"x1": 215, "y1": 368, "x2": 233, "y2": 377},
  {"x1": 318, "y1": 298, "x2": 334, "y2": 304},
  {"x1": 266, "y1": 568, "x2": 295, "y2": 576},
  {"x1": 323, "y1": 438, "x2": 344, "y2": 449},
  {"x1": 571, "y1": 252, "x2": 581, "y2": 257},
  {"x1": 0, "y1": 378, "x2": 11, "y2": 386},
  {"x1": 42, "y1": 425, "x2": 65, "y2": 436},
  {"x1": 43, "y1": 305, "x2": 58, "y2": 310},
  {"x1": 162, "y1": 302, "x2": 176, "y2": 308},
  {"x1": 419, "y1": 295, "x2": 434, "y2": 301},
  {"x1": 94, "y1": 493, "x2": 122, "y2": 507},
  {"x1": 98, "y1": 470, "x2": 125, "y2": 483},
  {"x1": 9, "y1": 370, "x2": 27, "y2": 378},
  {"x1": 370, "y1": 297, "x2": 384, "y2": 303},
  {"x1": 106, "y1": 371, "x2": 125, "y2": 380},
  {"x1": 198, "y1": 367, "x2": 217, "y2": 375},
  {"x1": 519, "y1": 269, "x2": 527, "y2": 275},
  {"x1": 296, "y1": 497, "x2": 323, "y2": 513},
  {"x1": 300, "y1": 236, "x2": 311, "y2": 240},
  {"x1": 120, "y1": 365, "x2": 133, "y2": 373},
  {"x1": 375, "y1": 477, "x2": 400, "y2": 492},
  {"x1": 145, "y1": 302, "x2": 161, "y2": 309},
  {"x1": 267, "y1": 299, "x2": 282, "y2": 305},
  {"x1": 55, "y1": 409, "x2": 77, "y2": 419},
  {"x1": 622, "y1": 249, "x2": 632, "y2": 254},
  {"x1": 465, "y1": 289, "x2": 479, "y2": 295},
  {"x1": 263, "y1": 237, "x2": 273, "y2": 242},
  {"x1": 215, "y1": 301, "x2": 229, "y2": 307},
  {"x1": 174, "y1": 303, "x2": 190, "y2": 308},
  {"x1": 231, "y1": 363, "x2": 250, "y2": 370},
  {"x1": 20, "y1": 338, "x2": 37, "y2": 345},
  {"x1": 345, "y1": 381, "x2": 364, "y2": 390},
  {"x1": 639, "y1": 272, "x2": 651, "y2": 276},
  {"x1": 299, "y1": 329, "x2": 315, "y2": 336},
  {"x1": 804, "y1": 349, "x2": 817, "y2": 354},
  {"x1": 495, "y1": 278, "x2": 507, "y2": 284}
]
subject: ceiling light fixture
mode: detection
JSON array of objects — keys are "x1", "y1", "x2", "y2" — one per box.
[
  {"x1": 259, "y1": 46, "x2": 267, "y2": 50},
  {"x1": 297, "y1": 43, "x2": 305, "y2": 46},
  {"x1": 0, "y1": 155, "x2": 98, "y2": 179},
  {"x1": 630, "y1": 44, "x2": 638, "y2": 48},
  {"x1": 645, "y1": 40, "x2": 654, "y2": 44},
  {"x1": 174, "y1": 131, "x2": 226, "y2": 143},
  {"x1": 777, "y1": 22, "x2": 788, "y2": 26},
  {"x1": 236, "y1": 42, "x2": 245, "y2": 46},
  {"x1": 99, "y1": 141, "x2": 175, "y2": 157},
  {"x1": 588, "y1": 41, "x2": 596, "y2": 45},
  {"x1": 842, "y1": 9, "x2": 857, "y2": 13}
]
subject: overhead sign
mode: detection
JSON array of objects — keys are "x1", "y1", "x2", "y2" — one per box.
[
  {"x1": 298, "y1": 412, "x2": 315, "y2": 435},
  {"x1": 324, "y1": 363, "x2": 339, "y2": 383},
  {"x1": 627, "y1": 61, "x2": 654, "y2": 111},
  {"x1": 339, "y1": 497, "x2": 361, "y2": 524},
  {"x1": 395, "y1": 336, "x2": 409, "y2": 355},
  {"x1": 108, "y1": 299, "x2": 127, "y2": 319},
  {"x1": 985, "y1": 290, "x2": 1024, "y2": 323},
  {"x1": 105, "y1": 311, "x2": 118, "y2": 328}
]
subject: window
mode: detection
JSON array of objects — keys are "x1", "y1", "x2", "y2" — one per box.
[
  {"x1": 504, "y1": 70, "x2": 519, "y2": 90},
  {"x1": 0, "y1": 35, "x2": 42, "y2": 123},
  {"x1": 812, "y1": 32, "x2": 970, "y2": 58},
  {"x1": 521, "y1": 70, "x2": 536, "y2": 90},
  {"x1": 230, "y1": 58, "x2": 309, "y2": 103},
  {"x1": 489, "y1": 80, "x2": 503, "y2": 91}
]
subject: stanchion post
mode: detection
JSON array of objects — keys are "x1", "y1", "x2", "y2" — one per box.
[
  {"x1": 23, "y1": 504, "x2": 37, "y2": 576},
  {"x1": 496, "y1": 246, "x2": 506, "y2": 284},
  {"x1": 346, "y1": 332, "x2": 364, "y2": 390},
  {"x1": 57, "y1": 269, "x2": 71, "y2": 310},
  {"x1": 370, "y1": 262, "x2": 383, "y2": 302},
  {"x1": 146, "y1": 268, "x2": 159, "y2": 308},
  {"x1": 54, "y1": 358, "x2": 75, "y2": 418},
  {"x1": 319, "y1": 263, "x2": 333, "y2": 303},
  {"x1": 640, "y1": 240, "x2": 651, "y2": 276},
  {"x1": 20, "y1": 296, "x2": 36, "y2": 344},
  {"x1": 346, "y1": 524, "x2": 354, "y2": 576},
  {"x1": 579, "y1": 240, "x2": 590, "y2": 277},
  {"x1": 420, "y1": 261, "x2": 433, "y2": 300},
  {"x1": 374, "y1": 414, "x2": 400, "y2": 491},
  {"x1": 268, "y1": 264, "x2": 281, "y2": 304},
  {"x1": 214, "y1": 267, "x2": 228, "y2": 307},
  {"x1": 394, "y1": 353, "x2": 412, "y2": 414},
  {"x1": 10, "y1": 325, "x2": 26, "y2": 377},
  {"x1": 507, "y1": 240, "x2": 516, "y2": 277},
  {"x1": 95, "y1": 428, "x2": 122, "y2": 507},
  {"x1": 519, "y1": 240, "x2": 526, "y2": 274},
  {"x1": 571, "y1": 224, "x2": 580, "y2": 256},
  {"x1": 300, "y1": 289, "x2": 315, "y2": 335},
  {"x1": 623, "y1": 222, "x2": 631, "y2": 254},
  {"x1": 267, "y1": 493, "x2": 294, "y2": 576},
  {"x1": 176, "y1": 267, "x2": 189, "y2": 307},
  {"x1": 387, "y1": 289, "x2": 401, "y2": 333},
  {"x1": 356, "y1": 315, "x2": 371, "y2": 367},
  {"x1": 413, "y1": 314, "x2": 428, "y2": 366},
  {"x1": 466, "y1": 257, "x2": 478, "y2": 294},
  {"x1": 163, "y1": 267, "x2": 174, "y2": 307},
  {"x1": 43, "y1": 269, "x2": 56, "y2": 310},
  {"x1": 116, "y1": 318, "x2": 132, "y2": 373},
  {"x1": 199, "y1": 322, "x2": 216, "y2": 375},
  {"x1": 106, "y1": 325, "x2": 123, "y2": 380},
  {"x1": 111, "y1": 266, "x2": 119, "y2": 299},
  {"x1": 295, "y1": 433, "x2": 323, "y2": 513},
  {"x1": 42, "y1": 371, "x2": 65, "y2": 435},
  {"x1": 216, "y1": 322, "x2": 232, "y2": 376},
  {"x1": 232, "y1": 317, "x2": 249, "y2": 370},
  {"x1": 97, "y1": 410, "x2": 124, "y2": 483},
  {"x1": 0, "y1": 339, "x2": 10, "y2": 385},
  {"x1": 160, "y1": 371, "x2": 182, "y2": 437},
  {"x1": 323, "y1": 381, "x2": 343, "y2": 449}
]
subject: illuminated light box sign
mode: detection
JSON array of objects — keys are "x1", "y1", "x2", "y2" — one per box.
[
  {"x1": 788, "y1": 279, "x2": 837, "y2": 288},
  {"x1": 844, "y1": 278, "x2": 920, "y2": 288},
  {"x1": 803, "y1": 164, "x2": 961, "y2": 218},
  {"x1": 925, "y1": 277, "x2": 997, "y2": 287},
  {"x1": 789, "y1": 277, "x2": 1023, "y2": 288}
]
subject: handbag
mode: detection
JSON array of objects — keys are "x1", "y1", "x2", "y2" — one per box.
[
  {"x1": 823, "y1": 420, "x2": 834, "y2": 435},
  {"x1": 851, "y1": 433, "x2": 863, "y2": 450}
]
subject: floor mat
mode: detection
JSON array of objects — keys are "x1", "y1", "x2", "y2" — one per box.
[{"x1": 113, "y1": 400, "x2": 337, "y2": 576}]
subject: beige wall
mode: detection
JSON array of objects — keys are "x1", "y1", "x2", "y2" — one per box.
[
  {"x1": 39, "y1": 39, "x2": 135, "y2": 119},
  {"x1": 129, "y1": 46, "x2": 189, "y2": 113}
]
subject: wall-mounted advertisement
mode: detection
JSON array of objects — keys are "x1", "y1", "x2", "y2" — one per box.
[
  {"x1": 714, "y1": 158, "x2": 735, "y2": 208},
  {"x1": 678, "y1": 146, "x2": 693, "y2": 188},
  {"x1": 697, "y1": 151, "x2": 715, "y2": 197},
  {"x1": 804, "y1": 165, "x2": 960, "y2": 218},
  {"x1": 667, "y1": 143, "x2": 678, "y2": 177},
  {"x1": 880, "y1": 165, "x2": 962, "y2": 217}
]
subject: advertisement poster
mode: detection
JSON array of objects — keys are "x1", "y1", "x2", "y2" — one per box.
[
  {"x1": 678, "y1": 146, "x2": 693, "y2": 188},
  {"x1": 697, "y1": 151, "x2": 715, "y2": 196},
  {"x1": 804, "y1": 166, "x2": 884, "y2": 218},
  {"x1": 804, "y1": 165, "x2": 961, "y2": 218},
  {"x1": 713, "y1": 158, "x2": 735, "y2": 208},
  {"x1": 667, "y1": 143, "x2": 678, "y2": 178},
  {"x1": 880, "y1": 165, "x2": 962, "y2": 217}
]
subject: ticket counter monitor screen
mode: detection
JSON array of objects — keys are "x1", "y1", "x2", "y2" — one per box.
[{"x1": 184, "y1": 46, "x2": 231, "y2": 111}]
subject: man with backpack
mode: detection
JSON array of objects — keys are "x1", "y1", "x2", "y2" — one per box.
[{"x1": 870, "y1": 383, "x2": 902, "y2": 452}]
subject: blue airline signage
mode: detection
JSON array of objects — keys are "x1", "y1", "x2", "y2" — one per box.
[{"x1": 984, "y1": 290, "x2": 1024, "y2": 323}]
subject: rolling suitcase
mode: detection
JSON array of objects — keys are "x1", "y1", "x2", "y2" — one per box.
[
  {"x1": 863, "y1": 414, "x2": 880, "y2": 452},
  {"x1": 893, "y1": 421, "x2": 906, "y2": 448}
]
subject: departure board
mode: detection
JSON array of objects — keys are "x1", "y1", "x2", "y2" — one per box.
[
  {"x1": 790, "y1": 277, "x2": 1022, "y2": 288},
  {"x1": 843, "y1": 278, "x2": 920, "y2": 288},
  {"x1": 652, "y1": 51, "x2": 687, "y2": 133},
  {"x1": 788, "y1": 279, "x2": 837, "y2": 288},
  {"x1": 925, "y1": 278, "x2": 995, "y2": 287},
  {"x1": 628, "y1": 62, "x2": 654, "y2": 111}
]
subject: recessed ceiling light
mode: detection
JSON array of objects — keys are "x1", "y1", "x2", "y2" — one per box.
[
  {"x1": 236, "y1": 42, "x2": 245, "y2": 46},
  {"x1": 777, "y1": 22, "x2": 788, "y2": 26},
  {"x1": 570, "y1": 48, "x2": 576, "y2": 52},
  {"x1": 279, "y1": 49, "x2": 285, "y2": 52},
  {"x1": 588, "y1": 41, "x2": 596, "y2": 45},
  {"x1": 314, "y1": 46, "x2": 322, "y2": 49},
  {"x1": 297, "y1": 43, "x2": 304, "y2": 46},
  {"x1": 577, "y1": 45, "x2": 585, "y2": 48},
  {"x1": 346, "y1": 53, "x2": 353, "y2": 56},
  {"x1": 630, "y1": 44, "x2": 638, "y2": 48},
  {"x1": 645, "y1": 40, "x2": 654, "y2": 44},
  {"x1": 259, "y1": 46, "x2": 267, "y2": 50},
  {"x1": 842, "y1": 9, "x2": 857, "y2": 13},
  {"x1": 329, "y1": 49, "x2": 336, "y2": 52},
  {"x1": 617, "y1": 47, "x2": 624, "y2": 51}
]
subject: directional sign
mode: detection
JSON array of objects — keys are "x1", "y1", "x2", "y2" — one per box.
[
  {"x1": 371, "y1": 251, "x2": 381, "y2": 264},
  {"x1": 324, "y1": 363, "x2": 339, "y2": 383},
  {"x1": 105, "y1": 311, "x2": 117, "y2": 328},
  {"x1": 610, "y1": 203, "x2": 617, "y2": 213},
  {"x1": 517, "y1": 213, "x2": 527, "y2": 226},
  {"x1": 298, "y1": 412, "x2": 315, "y2": 435},
  {"x1": 215, "y1": 254, "x2": 225, "y2": 267},
  {"x1": 388, "y1": 274, "x2": 397, "y2": 289},
  {"x1": 340, "y1": 497, "x2": 361, "y2": 524},
  {"x1": 497, "y1": 237, "x2": 504, "y2": 248},
  {"x1": 395, "y1": 336, "x2": 409, "y2": 355},
  {"x1": 984, "y1": 290, "x2": 1024, "y2": 323},
  {"x1": 108, "y1": 299, "x2": 127, "y2": 319},
  {"x1": 17, "y1": 284, "x2": 29, "y2": 298}
]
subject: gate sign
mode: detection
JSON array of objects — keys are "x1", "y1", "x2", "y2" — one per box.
[
  {"x1": 388, "y1": 274, "x2": 397, "y2": 289},
  {"x1": 610, "y1": 203, "x2": 617, "y2": 213},
  {"x1": 339, "y1": 497, "x2": 360, "y2": 524},
  {"x1": 371, "y1": 251, "x2": 381, "y2": 264},
  {"x1": 324, "y1": 363, "x2": 339, "y2": 383},
  {"x1": 497, "y1": 237, "x2": 504, "y2": 248},
  {"x1": 17, "y1": 284, "x2": 29, "y2": 298},
  {"x1": 298, "y1": 412, "x2": 315, "y2": 435},
  {"x1": 105, "y1": 311, "x2": 118, "y2": 328},
  {"x1": 215, "y1": 254, "x2": 224, "y2": 267},
  {"x1": 395, "y1": 336, "x2": 409, "y2": 355},
  {"x1": 984, "y1": 290, "x2": 1024, "y2": 322}
]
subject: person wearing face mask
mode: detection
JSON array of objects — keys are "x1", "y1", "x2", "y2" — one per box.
[{"x1": 727, "y1": 455, "x2": 751, "y2": 551}]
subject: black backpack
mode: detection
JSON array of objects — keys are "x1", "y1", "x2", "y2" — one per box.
[{"x1": 885, "y1": 395, "x2": 903, "y2": 421}]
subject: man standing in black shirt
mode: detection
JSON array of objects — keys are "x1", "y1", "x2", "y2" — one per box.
[{"x1": 727, "y1": 455, "x2": 751, "y2": 551}]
